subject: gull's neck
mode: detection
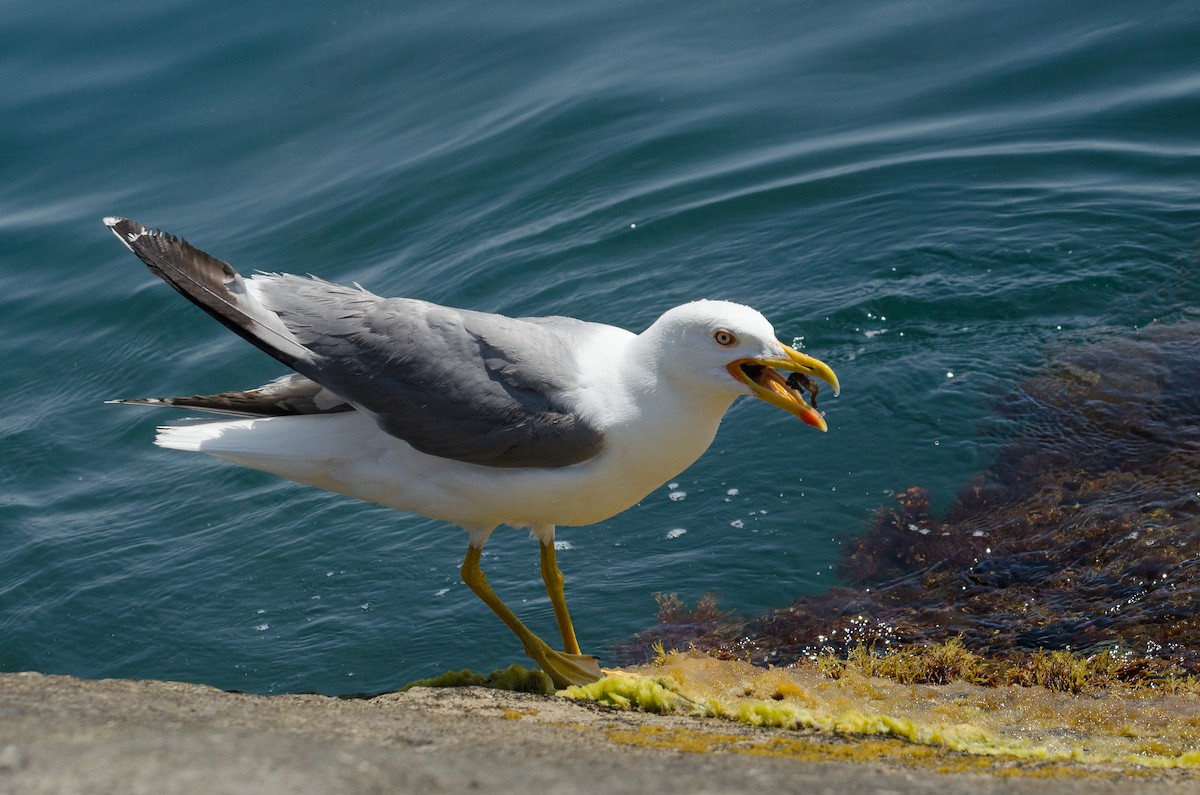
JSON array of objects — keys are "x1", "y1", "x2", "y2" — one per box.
[{"x1": 573, "y1": 325, "x2": 738, "y2": 486}]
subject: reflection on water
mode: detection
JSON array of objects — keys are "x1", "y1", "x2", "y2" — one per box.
[{"x1": 627, "y1": 322, "x2": 1200, "y2": 674}]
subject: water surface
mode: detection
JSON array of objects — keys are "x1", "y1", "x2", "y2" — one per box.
[{"x1": 1, "y1": 0, "x2": 1197, "y2": 693}]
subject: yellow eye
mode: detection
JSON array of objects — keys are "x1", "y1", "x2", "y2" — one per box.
[{"x1": 714, "y1": 329, "x2": 737, "y2": 346}]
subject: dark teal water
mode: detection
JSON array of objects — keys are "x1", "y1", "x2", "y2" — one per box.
[{"x1": 2, "y1": 0, "x2": 1197, "y2": 694}]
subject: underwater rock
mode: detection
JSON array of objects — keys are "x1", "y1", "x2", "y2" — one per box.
[{"x1": 625, "y1": 322, "x2": 1200, "y2": 675}]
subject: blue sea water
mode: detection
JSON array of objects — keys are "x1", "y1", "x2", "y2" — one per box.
[{"x1": 1, "y1": 0, "x2": 1197, "y2": 694}]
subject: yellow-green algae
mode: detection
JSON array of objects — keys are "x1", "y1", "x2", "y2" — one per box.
[
  {"x1": 562, "y1": 651, "x2": 1200, "y2": 772},
  {"x1": 402, "y1": 663, "x2": 555, "y2": 695}
]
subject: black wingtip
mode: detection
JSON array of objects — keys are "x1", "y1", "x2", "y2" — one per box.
[{"x1": 103, "y1": 214, "x2": 312, "y2": 373}]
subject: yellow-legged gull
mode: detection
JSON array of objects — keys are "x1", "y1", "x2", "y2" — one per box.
[{"x1": 104, "y1": 216, "x2": 840, "y2": 688}]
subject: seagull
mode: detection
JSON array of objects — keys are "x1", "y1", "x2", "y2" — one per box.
[{"x1": 104, "y1": 216, "x2": 839, "y2": 688}]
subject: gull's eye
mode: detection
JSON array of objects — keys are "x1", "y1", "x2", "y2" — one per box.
[{"x1": 714, "y1": 329, "x2": 737, "y2": 347}]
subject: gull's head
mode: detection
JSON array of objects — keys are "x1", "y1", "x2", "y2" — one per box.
[{"x1": 646, "y1": 300, "x2": 840, "y2": 431}]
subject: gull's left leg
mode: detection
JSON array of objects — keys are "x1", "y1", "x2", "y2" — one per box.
[
  {"x1": 537, "y1": 530, "x2": 582, "y2": 655},
  {"x1": 460, "y1": 541, "x2": 601, "y2": 688}
]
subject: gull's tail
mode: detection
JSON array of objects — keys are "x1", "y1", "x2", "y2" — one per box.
[{"x1": 151, "y1": 412, "x2": 378, "y2": 500}]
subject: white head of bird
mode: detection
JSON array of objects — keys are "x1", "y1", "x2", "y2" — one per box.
[{"x1": 636, "y1": 300, "x2": 838, "y2": 430}]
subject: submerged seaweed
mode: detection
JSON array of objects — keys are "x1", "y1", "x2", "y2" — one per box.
[{"x1": 623, "y1": 322, "x2": 1200, "y2": 675}]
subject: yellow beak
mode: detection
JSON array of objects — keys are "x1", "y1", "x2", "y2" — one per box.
[{"x1": 725, "y1": 344, "x2": 840, "y2": 431}]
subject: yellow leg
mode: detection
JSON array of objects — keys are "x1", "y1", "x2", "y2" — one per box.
[
  {"x1": 460, "y1": 546, "x2": 601, "y2": 688},
  {"x1": 539, "y1": 540, "x2": 581, "y2": 655}
]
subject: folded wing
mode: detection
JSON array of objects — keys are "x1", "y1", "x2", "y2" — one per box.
[{"x1": 106, "y1": 218, "x2": 606, "y2": 468}]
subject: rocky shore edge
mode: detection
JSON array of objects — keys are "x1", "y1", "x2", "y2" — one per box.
[{"x1": 1, "y1": 671, "x2": 1193, "y2": 794}]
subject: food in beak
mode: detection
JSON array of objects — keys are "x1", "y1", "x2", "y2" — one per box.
[
  {"x1": 726, "y1": 347, "x2": 838, "y2": 432},
  {"x1": 786, "y1": 371, "x2": 819, "y2": 409}
]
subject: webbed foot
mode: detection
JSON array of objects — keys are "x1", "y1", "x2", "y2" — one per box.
[{"x1": 525, "y1": 640, "x2": 603, "y2": 688}]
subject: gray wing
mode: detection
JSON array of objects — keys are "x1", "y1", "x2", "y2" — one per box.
[
  {"x1": 253, "y1": 275, "x2": 607, "y2": 467},
  {"x1": 106, "y1": 217, "x2": 607, "y2": 468}
]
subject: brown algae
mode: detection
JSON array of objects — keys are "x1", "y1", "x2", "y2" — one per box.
[{"x1": 622, "y1": 322, "x2": 1200, "y2": 676}]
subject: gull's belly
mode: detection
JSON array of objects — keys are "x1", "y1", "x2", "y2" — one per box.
[
  {"x1": 188, "y1": 410, "x2": 722, "y2": 531},
  {"x1": 344, "y1": 417, "x2": 720, "y2": 529}
]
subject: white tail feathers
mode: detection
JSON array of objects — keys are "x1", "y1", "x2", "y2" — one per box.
[
  {"x1": 152, "y1": 413, "x2": 376, "y2": 464},
  {"x1": 150, "y1": 413, "x2": 386, "y2": 500},
  {"x1": 155, "y1": 421, "x2": 229, "y2": 453}
]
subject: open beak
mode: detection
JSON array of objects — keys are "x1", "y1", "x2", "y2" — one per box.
[{"x1": 726, "y1": 345, "x2": 840, "y2": 431}]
